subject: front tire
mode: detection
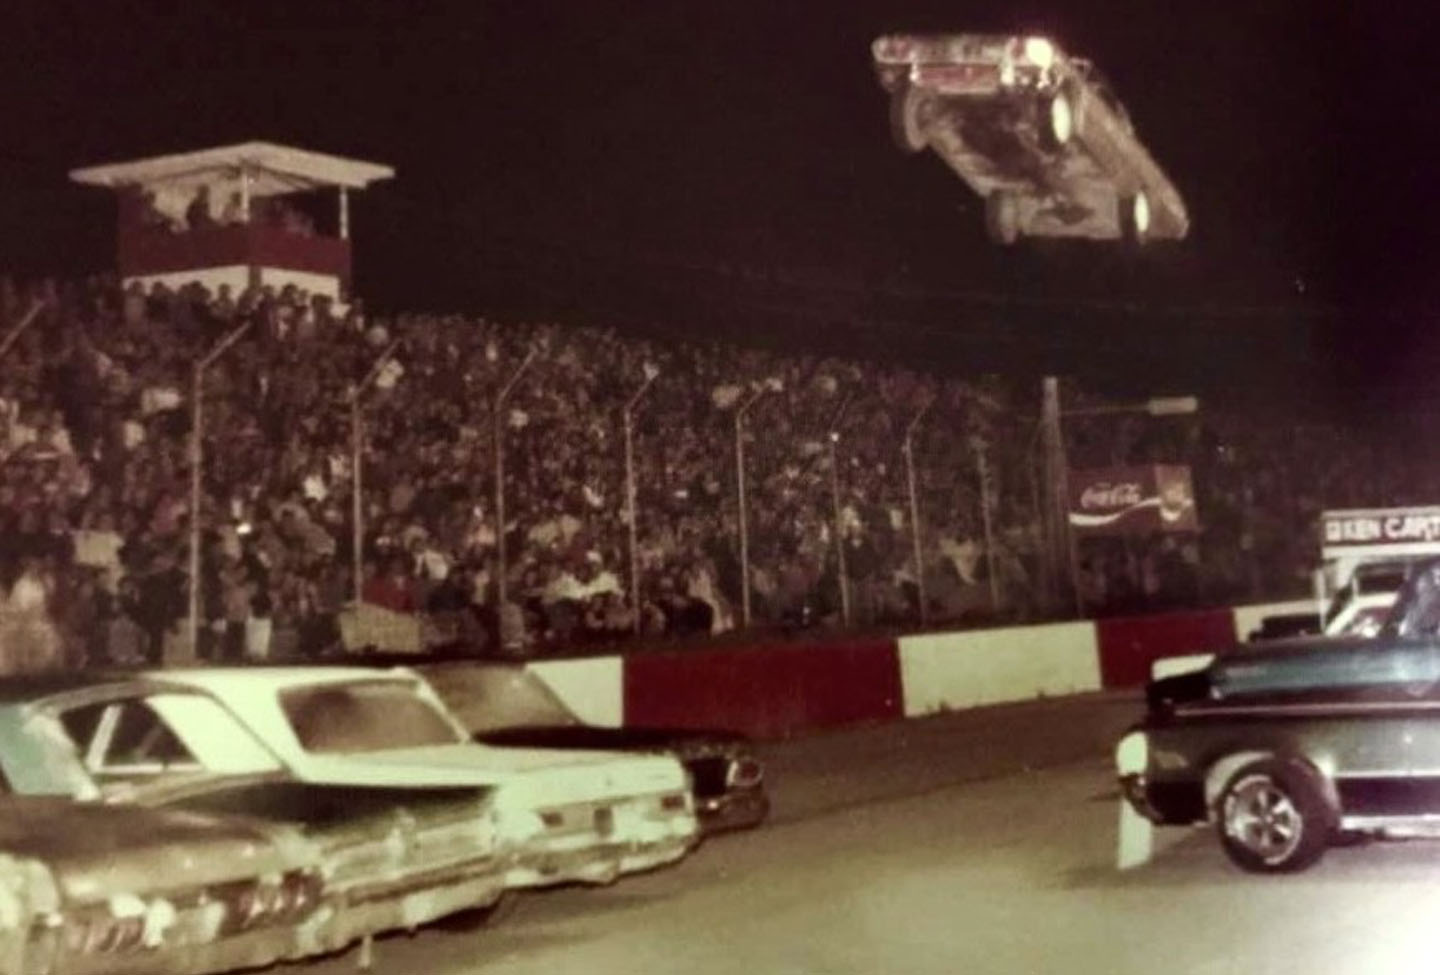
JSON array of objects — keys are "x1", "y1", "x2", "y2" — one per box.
[
  {"x1": 889, "y1": 83, "x2": 931, "y2": 153},
  {"x1": 1037, "y1": 88, "x2": 1074, "y2": 151},
  {"x1": 985, "y1": 190, "x2": 1022, "y2": 245},
  {"x1": 1216, "y1": 759, "x2": 1331, "y2": 873}
]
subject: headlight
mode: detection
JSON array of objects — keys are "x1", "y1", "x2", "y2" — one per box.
[
  {"x1": 1023, "y1": 36, "x2": 1055, "y2": 69},
  {"x1": 1115, "y1": 731, "x2": 1148, "y2": 776}
]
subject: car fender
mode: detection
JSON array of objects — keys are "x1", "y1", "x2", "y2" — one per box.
[{"x1": 1203, "y1": 749, "x2": 1340, "y2": 824}]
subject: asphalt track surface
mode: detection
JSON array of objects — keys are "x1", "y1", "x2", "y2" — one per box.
[{"x1": 294, "y1": 693, "x2": 1440, "y2": 975}]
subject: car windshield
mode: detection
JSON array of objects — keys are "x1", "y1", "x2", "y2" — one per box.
[
  {"x1": 280, "y1": 681, "x2": 464, "y2": 754},
  {"x1": 1389, "y1": 562, "x2": 1440, "y2": 637}
]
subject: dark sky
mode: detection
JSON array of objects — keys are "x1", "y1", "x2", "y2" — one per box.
[{"x1": 0, "y1": 1, "x2": 1432, "y2": 410}]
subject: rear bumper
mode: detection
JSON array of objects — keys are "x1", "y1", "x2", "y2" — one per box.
[
  {"x1": 697, "y1": 788, "x2": 770, "y2": 835},
  {"x1": 506, "y1": 833, "x2": 694, "y2": 889},
  {"x1": 321, "y1": 860, "x2": 507, "y2": 946}
]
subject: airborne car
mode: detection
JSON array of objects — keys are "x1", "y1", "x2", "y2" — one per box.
[{"x1": 872, "y1": 33, "x2": 1189, "y2": 244}]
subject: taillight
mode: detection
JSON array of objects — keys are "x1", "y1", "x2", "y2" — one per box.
[
  {"x1": 660, "y1": 793, "x2": 688, "y2": 812},
  {"x1": 540, "y1": 811, "x2": 566, "y2": 829},
  {"x1": 728, "y1": 758, "x2": 764, "y2": 788}
]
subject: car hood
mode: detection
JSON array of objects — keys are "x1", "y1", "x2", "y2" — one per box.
[
  {"x1": 0, "y1": 798, "x2": 305, "y2": 904},
  {"x1": 292, "y1": 743, "x2": 687, "y2": 806}
]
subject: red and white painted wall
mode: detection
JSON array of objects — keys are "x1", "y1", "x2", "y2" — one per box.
[{"x1": 442, "y1": 599, "x2": 1316, "y2": 740}]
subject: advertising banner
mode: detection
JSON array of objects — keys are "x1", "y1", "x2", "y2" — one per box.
[{"x1": 1068, "y1": 465, "x2": 1199, "y2": 536}]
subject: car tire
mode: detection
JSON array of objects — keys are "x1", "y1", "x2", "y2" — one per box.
[
  {"x1": 889, "y1": 83, "x2": 931, "y2": 153},
  {"x1": 1215, "y1": 758, "x2": 1332, "y2": 873},
  {"x1": 985, "y1": 190, "x2": 1022, "y2": 245},
  {"x1": 1119, "y1": 190, "x2": 1152, "y2": 243},
  {"x1": 1037, "y1": 88, "x2": 1074, "y2": 151}
]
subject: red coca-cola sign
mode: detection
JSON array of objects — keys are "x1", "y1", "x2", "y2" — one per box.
[{"x1": 1068, "y1": 465, "x2": 1198, "y2": 536}]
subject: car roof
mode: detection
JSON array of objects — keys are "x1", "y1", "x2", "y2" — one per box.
[
  {"x1": 154, "y1": 666, "x2": 420, "y2": 696},
  {"x1": 0, "y1": 672, "x2": 183, "y2": 707}
]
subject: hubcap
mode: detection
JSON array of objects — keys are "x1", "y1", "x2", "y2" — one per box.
[
  {"x1": 1050, "y1": 94, "x2": 1073, "y2": 145},
  {"x1": 1225, "y1": 776, "x2": 1303, "y2": 862},
  {"x1": 1132, "y1": 192, "x2": 1151, "y2": 235}
]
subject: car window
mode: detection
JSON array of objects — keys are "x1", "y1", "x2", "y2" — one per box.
[
  {"x1": 54, "y1": 693, "x2": 282, "y2": 785},
  {"x1": 59, "y1": 699, "x2": 197, "y2": 776},
  {"x1": 454, "y1": 668, "x2": 581, "y2": 733},
  {"x1": 281, "y1": 681, "x2": 464, "y2": 754}
]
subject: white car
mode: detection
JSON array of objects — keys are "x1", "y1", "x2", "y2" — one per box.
[
  {"x1": 872, "y1": 33, "x2": 1189, "y2": 244},
  {"x1": 153, "y1": 668, "x2": 699, "y2": 890}
]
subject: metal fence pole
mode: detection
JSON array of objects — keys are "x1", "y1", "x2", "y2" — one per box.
[
  {"x1": 903, "y1": 400, "x2": 933, "y2": 627},
  {"x1": 734, "y1": 386, "x2": 771, "y2": 628},
  {"x1": 349, "y1": 338, "x2": 403, "y2": 604},
  {"x1": 827, "y1": 394, "x2": 853, "y2": 627},
  {"x1": 493, "y1": 347, "x2": 538, "y2": 614},
  {"x1": 974, "y1": 437, "x2": 1000, "y2": 615},
  {"x1": 187, "y1": 319, "x2": 254, "y2": 661},
  {"x1": 623, "y1": 368, "x2": 658, "y2": 633}
]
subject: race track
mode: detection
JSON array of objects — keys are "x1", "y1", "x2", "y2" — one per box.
[{"x1": 294, "y1": 694, "x2": 1439, "y2": 975}]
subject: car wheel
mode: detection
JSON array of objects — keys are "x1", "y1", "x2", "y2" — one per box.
[
  {"x1": 1119, "y1": 190, "x2": 1152, "y2": 243},
  {"x1": 985, "y1": 191, "x2": 1022, "y2": 245},
  {"x1": 889, "y1": 83, "x2": 931, "y2": 154},
  {"x1": 1037, "y1": 88, "x2": 1074, "y2": 151},
  {"x1": 1216, "y1": 759, "x2": 1331, "y2": 873}
]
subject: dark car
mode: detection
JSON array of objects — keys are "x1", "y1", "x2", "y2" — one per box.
[
  {"x1": 415, "y1": 662, "x2": 770, "y2": 836},
  {"x1": 1118, "y1": 558, "x2": 1440, "y2": 873}
]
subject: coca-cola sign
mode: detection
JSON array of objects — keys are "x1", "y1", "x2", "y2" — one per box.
[{"x1": 1068, "y1": 465, "x2": 1199, "y2": 536}]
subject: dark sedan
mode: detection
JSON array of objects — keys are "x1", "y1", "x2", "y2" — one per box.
[{"x1": 417, "y1": 662, "x2": 770, "y2": 836}]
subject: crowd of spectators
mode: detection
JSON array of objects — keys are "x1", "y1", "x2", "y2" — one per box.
[{"x1": 0, "y1": 273, "x2": 1425, "y2": 672}]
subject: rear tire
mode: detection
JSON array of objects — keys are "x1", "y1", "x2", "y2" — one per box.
[
  {"x1": 985, "y1": 191, "x2": 1022, "y2": 245},
  {"x1": 1037, "y1": 88, "x2": 1074, "y2": 151},
  {"x1": 889, "y1": 83, "x2": 931, "y2": 153},
  {"x1": 1119, "y1": 190, "x2": 1152, "y2": 243},
  {"x1": 1215, "y1": 758, "x2": 1331, "y2": 873}
]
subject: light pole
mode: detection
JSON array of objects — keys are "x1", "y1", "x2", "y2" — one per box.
[
  {"x1": 349, "y1": 337, "x2": 403, "y2": 604},
  {"x1": 735, "y1": 378, "x2": 780, "y2": 628},
  {"x1": 187, "y1": 319, "x2": 255, "y2": 661},
  {"x1": 623, "y1": 363, "x2": 659, "y2": 633},
  {"x1": 493, "y1": 346, "x2": 538, "y2": 614},
  {"x1": 826, "y1": 394, "x2": 853, "y2": 627},
  {"x1": 1043, "y1": 378, "x2": 1199, "y2": 617},
  {"x1": 903, "y1": 399, "x2": 933, "y2": 626}
]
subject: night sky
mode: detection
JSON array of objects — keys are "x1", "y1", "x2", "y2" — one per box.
[{"x1": 0, "y1": 1, "x2": 1432, "y2": 411}]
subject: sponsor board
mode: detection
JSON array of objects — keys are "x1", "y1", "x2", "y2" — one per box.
[{"x1": 1068, "y1": 465, "x2": 1198, "y2": 536}]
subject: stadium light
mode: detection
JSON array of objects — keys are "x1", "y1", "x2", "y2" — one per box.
[{"x1": 1146, "y1": 396, "x2": 1199, "y2": 417}]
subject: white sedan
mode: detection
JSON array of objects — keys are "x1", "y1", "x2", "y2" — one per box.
[
  {"x1": 872, "y1": 33, "x2": 1189, "y2": 244},
  {"x1": 153, "y1": 667, "x2": 700, "y2": 890}
]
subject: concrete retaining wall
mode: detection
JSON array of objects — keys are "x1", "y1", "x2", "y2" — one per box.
[{"x1": 433, "y1": 600, "x2": 1305, "y2": 740}]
